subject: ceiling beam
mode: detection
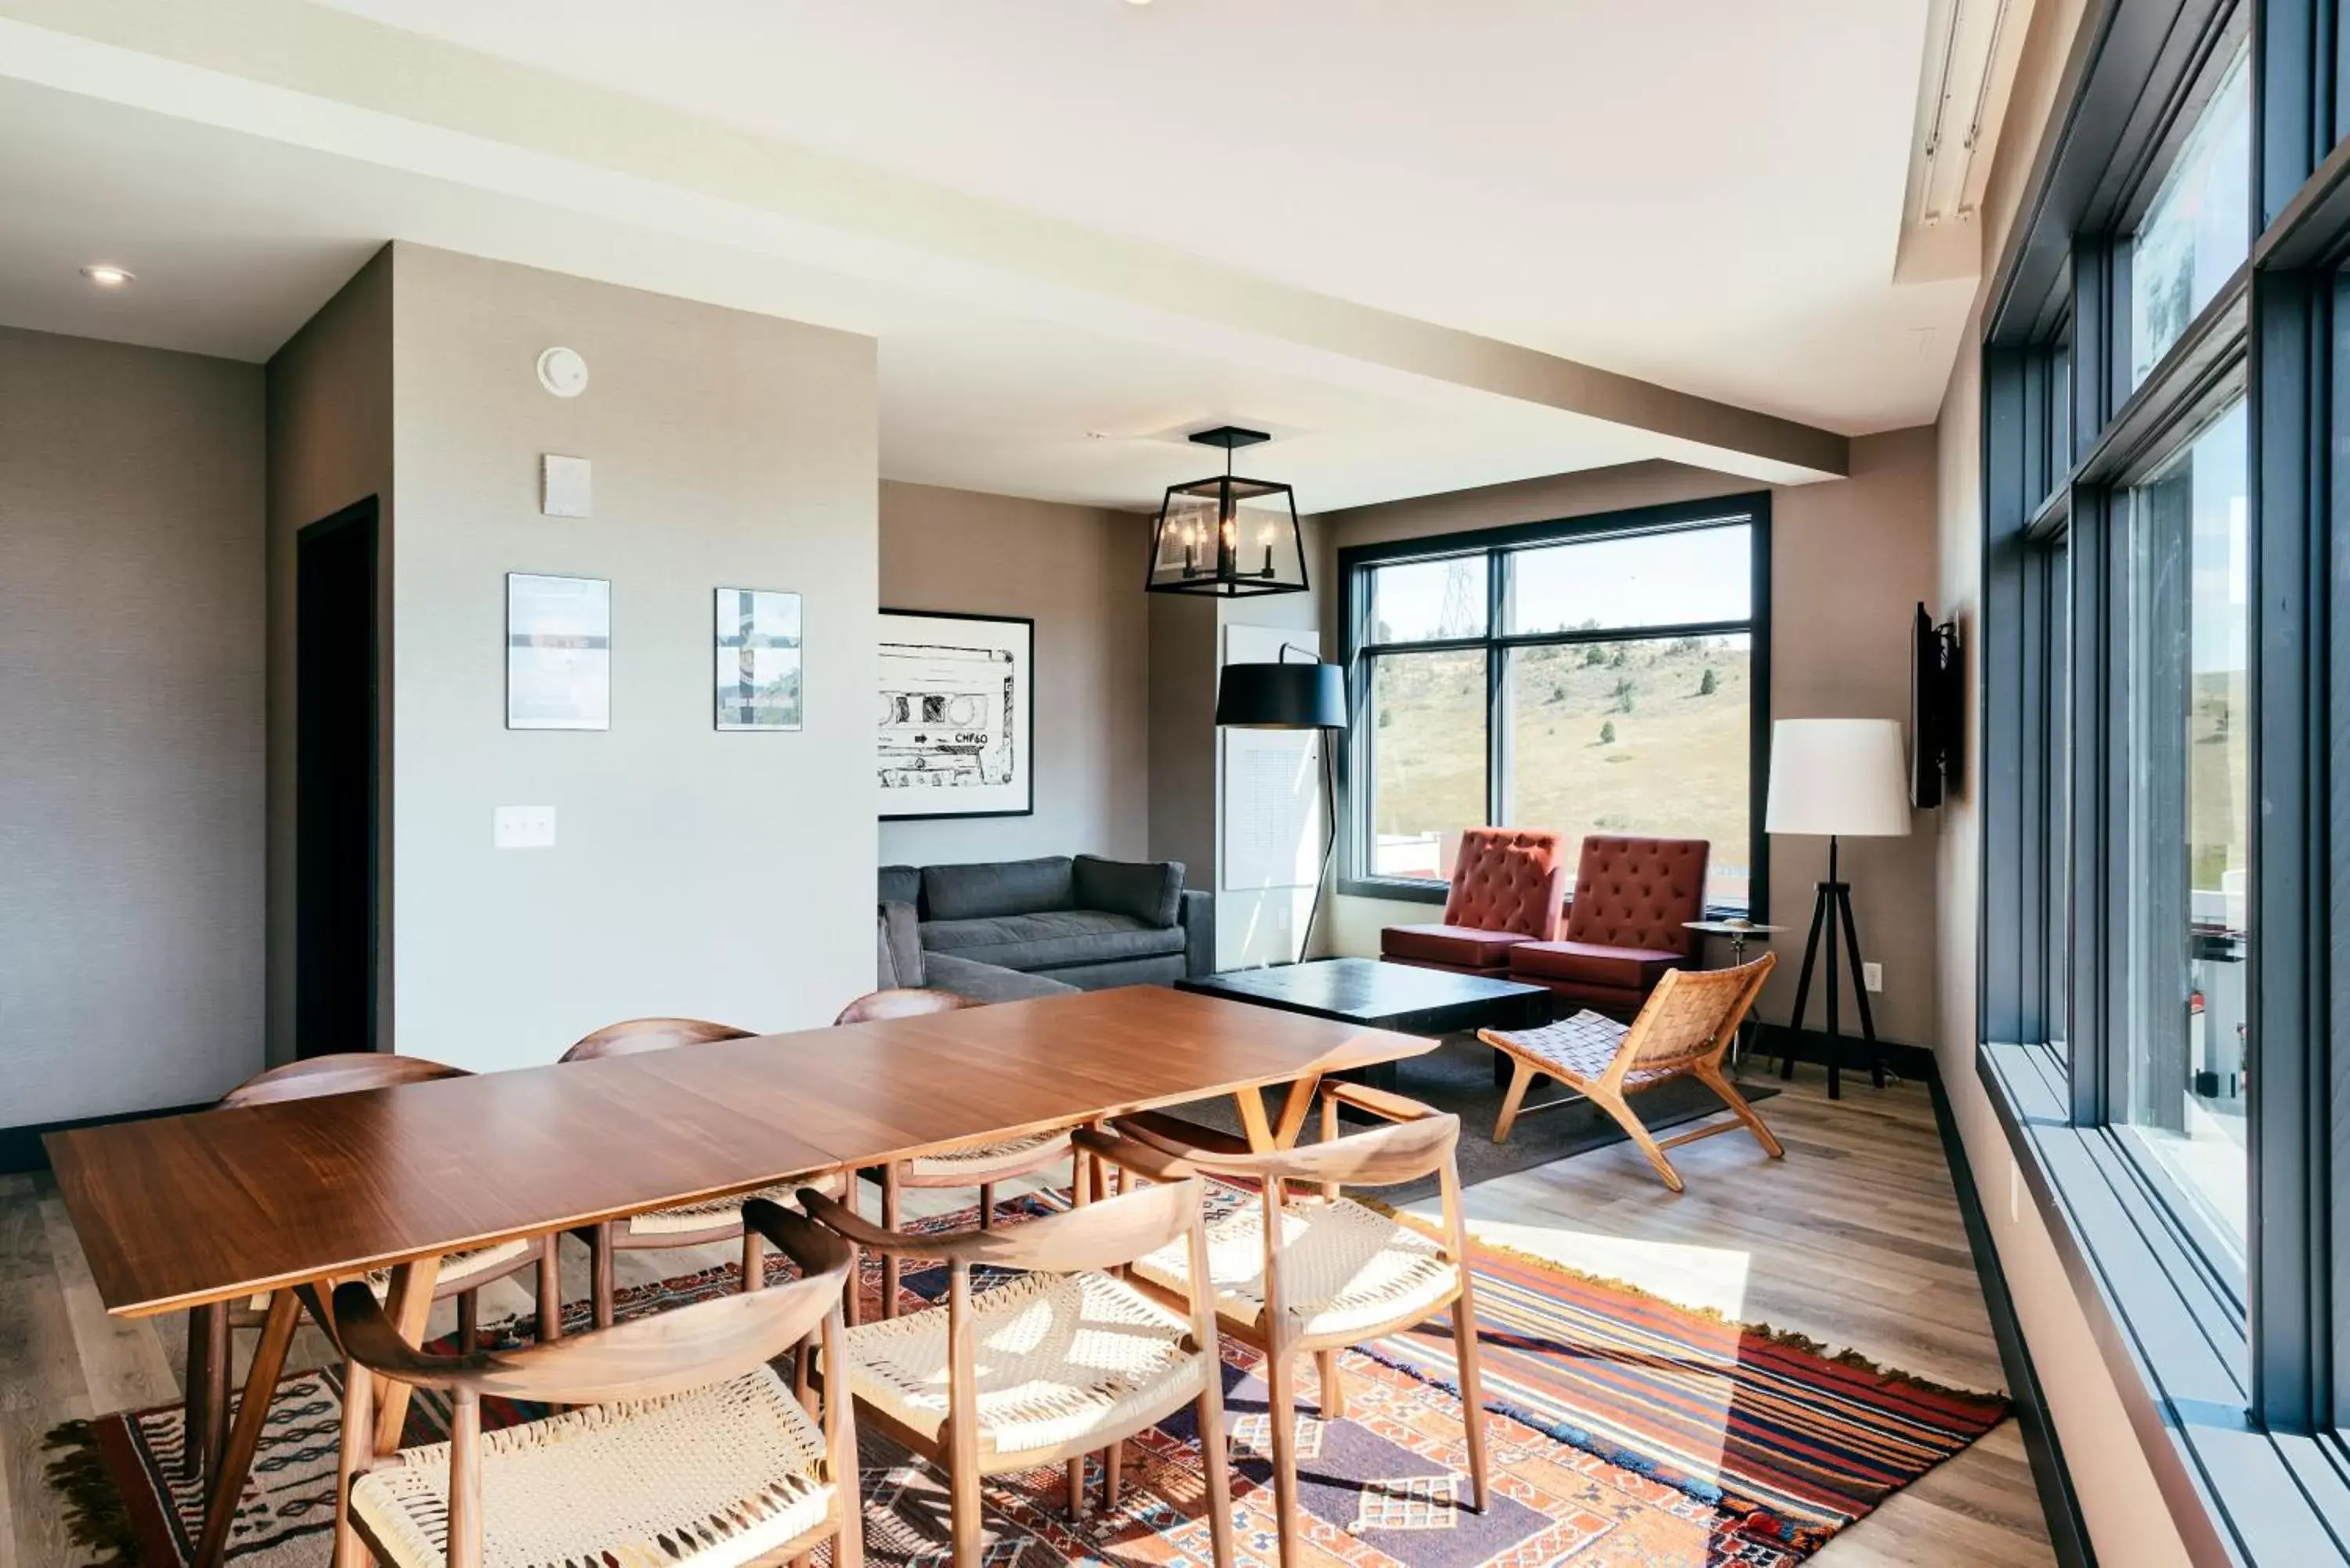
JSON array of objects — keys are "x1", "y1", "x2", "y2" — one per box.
[{"x1": 0, "y1": 0, "x2": 1850, "y2": 482}]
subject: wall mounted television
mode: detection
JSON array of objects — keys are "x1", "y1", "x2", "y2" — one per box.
[{"x1": 1911, "y1": 602, "x2": 1961, "y2": 808}]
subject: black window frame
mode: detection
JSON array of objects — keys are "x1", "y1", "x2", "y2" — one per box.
[
  {"x1": 1977, "y1": 0, "x2": 2350, "y2": 1557},
  {"x1": 1336, "y1": 493, "x2": 1772, "y2": 924}
]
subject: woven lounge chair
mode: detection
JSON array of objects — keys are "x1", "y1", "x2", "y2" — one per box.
[
  {"x1": 330, "y1": 1198, "x2": 864, "y2": 1568},
  {"x1": 1479, "y1": 952, "x2": 1780, "y2": 1191}
]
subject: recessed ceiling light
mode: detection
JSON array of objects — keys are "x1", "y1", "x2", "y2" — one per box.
[{"x1": 81, "y1": 265, "x2": 135, "y2": 287}]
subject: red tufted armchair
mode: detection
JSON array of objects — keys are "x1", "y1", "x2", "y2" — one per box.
[
  {"x1": 1506, "y1": 836, "x2": 1711, "y2": 1016},
  {"x1": 1379, "y1": 828, "x2": 1567, "y2": 976}
]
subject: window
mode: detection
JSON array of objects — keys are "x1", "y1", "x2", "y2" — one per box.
[
  {"x1": 1977, "y1": 0, "x2": 2350, "y2": 1534},
  {"x1": 1366, "y1": 647, "x2": 1488, "y2": 880},
  {"x1": 2120, "y1": 401, "x2": 2249, "y2": 1257},
  {"x1": 2129, "y1": 44, "x2": 2251, "y2": 384},
  {"x1": 1343, "y1": 505, "x2": 1766, "y2": 916}
]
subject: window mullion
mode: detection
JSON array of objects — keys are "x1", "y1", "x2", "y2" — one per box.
[
  {"x1": 1487, "y1": 551, "x2": 1507, "y2": 829},
  {"x1": 2245, "y1": 262, "x2": 2333, "y2": 1433}
]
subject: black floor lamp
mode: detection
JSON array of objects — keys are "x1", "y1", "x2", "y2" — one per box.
[
  {"x1": 1764, "y1": 717, "x2": 1914, "y2": 1098},
  {"x1": 1215, "y1": 645, "x2": 1350, "y2": 964}
]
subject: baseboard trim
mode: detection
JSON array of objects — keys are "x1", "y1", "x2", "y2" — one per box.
[
  {"x1": 1752, "y1": 1025, "x2": 1938, "y2": 1086},
  {"x1": 0, "y1": 1103, "x2": 208, "y2": 1176},
  {"x1": 1929, "y1": 1071, "x2": 2099, "y2": 1568}
]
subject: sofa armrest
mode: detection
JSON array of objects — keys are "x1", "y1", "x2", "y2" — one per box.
[
  {"x1": 1177, "y1": 888, "x2": 1214, "y2": 978},
  {"x1": 877, "y1": 900, "x2": 925, "y2": 989}
]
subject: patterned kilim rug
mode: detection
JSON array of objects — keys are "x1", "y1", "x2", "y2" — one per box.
[{"x1": 47, "y1": 1193, "x2": 2007, "y2": 1567}]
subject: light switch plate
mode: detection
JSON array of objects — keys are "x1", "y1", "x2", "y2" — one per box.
[
  {"x1": 494, "y1": 805, "x2": 557, "y2": 849},
  {"x1": 540, "y1": 454, "x2": 592, "y2": 518},
  {"x1": 1862, "y1": 961, "x2": 1884, "y2": 993}
]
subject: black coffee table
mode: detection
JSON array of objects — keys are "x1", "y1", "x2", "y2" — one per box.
[{"x1": 1178, "y1": 958, "x2": 1553, "y2": 1100}]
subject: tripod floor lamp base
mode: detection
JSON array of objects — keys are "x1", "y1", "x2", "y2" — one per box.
[{"x1": 1777, "y1": 833, "x2": 1884, "y2": 1099}]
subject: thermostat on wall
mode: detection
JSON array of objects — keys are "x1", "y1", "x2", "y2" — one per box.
[
  {"x1": 536, "y1": 345, "x2": 588, "y2": 398},
  {"x1": 541, "y1": 454, "x2": 592, "y2": 518}
]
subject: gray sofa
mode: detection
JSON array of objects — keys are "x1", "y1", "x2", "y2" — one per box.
[{"x1": 877, "y1": 854, "x2": 1211, "y2": 993}]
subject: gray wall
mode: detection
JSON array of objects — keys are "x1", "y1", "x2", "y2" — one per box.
[
  {"x1": 0, "y1": 327, "x2": 266, "y2": 1123},
  {"x1": 264, "y1": 249, "x2": 394, "y2": 1063},
  {"x1": 386, "y1": 244, "x2": 879, "y2": 1070},
  {"x1": 878, "y1": 481, "x2": 1149, "y2": 867},
  {"x1": 1280, "y1": 439, "x2": 1943, "y2": 1045}
]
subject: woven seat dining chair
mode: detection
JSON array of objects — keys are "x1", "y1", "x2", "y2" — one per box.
[
  {"x1": 1478, "y1": 952, "x2": 1780, "y2": 1191},
  {"x1": 797, "y1": 1176, "x2": 1235, "y2": 1567},
  {"x1": 1081, "y1": 1085, "x2": 1489, "y2": 1568},
  {"x1": 559, "y1": 1017, "x2": 853, "y2": 1328},
  {"x1": 833, "y1": 988, "x2": 1079, "y2": 1318},
  {"x1": 325, "y1": 1197, "x2": 865, "y2": 1568},
  {"x1": 180, "y1": 1054, "x2": 560, "y2": 1489}
]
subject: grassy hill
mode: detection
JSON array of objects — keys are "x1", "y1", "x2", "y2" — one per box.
[{"x1": 1372, "y1": 634, "x2": 1752, "y2": 902}]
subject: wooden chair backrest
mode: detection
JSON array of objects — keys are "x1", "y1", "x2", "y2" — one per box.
[
  {"x1": 1100, "y1": 1107, "x2": 1462, "y2": 1191},
  {"x1": 219, "y1": 1053, "x2": 466, "y2": 1109},
  {"x1": 560, "y1": 1016, "x2": 754, "y2": 1063},
  {"x1": 801, "y1": 1175, "x2": 1200, "y2": 1276},
  {"x1": 832, "y1": 987, "x2": 978, "y2": 1025},
  {"x1": 1610, "y1": 953, "x2": 1776, "y2": 1082},
  {"x1": 329, "y1": 1199, "x2": 852, "y2": 1405}
]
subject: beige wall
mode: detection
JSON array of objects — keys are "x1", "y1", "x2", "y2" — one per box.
[
  {"x1": 263, "y1": 248, "x2": 394, "y2": 1064},
  {"x1": 1311, "y1": 436, "x2": 1942, "y2": 1046},
  {"x1": 1, "y1": 327, "x2": 266, "y2": 1122},
  {"x1": 386, "y1": 244, "x2": 879, "y2": 1070},
  {"x1": 878, "y1": 482, "x2": 1149, "y2": 868},
  {"x1": 1927, "y1": 0, "x2": 2196, "y2": 1559}
]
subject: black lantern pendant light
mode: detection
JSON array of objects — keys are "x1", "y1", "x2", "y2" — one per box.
[{"x1": 1144, "y1": 426, "x2": 1308, "y2": 597}]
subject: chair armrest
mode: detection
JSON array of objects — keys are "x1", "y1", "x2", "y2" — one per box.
[
  {"x1": 1177, "y1": 889, "x2": 1214, "y2": 977},
  {"x1": 1072, "y1": 1125, "x2": 1198, "y2": 1183},
  {"x1": 877, "y1": 900, "x2": 925, "y2": 988},
  {"x1": 1320, "y1": 1079, "x2": 1440, "y2": 1124},
  {"x1": 1114, "y1": 1108, "x2": 1259, "y2": 1161}
]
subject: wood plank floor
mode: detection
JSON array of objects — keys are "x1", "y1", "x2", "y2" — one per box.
[{"x1": 0, "y1": 1067, "x2": 2052, "y2": 1566}]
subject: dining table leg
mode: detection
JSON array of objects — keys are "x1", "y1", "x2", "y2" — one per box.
[
  {"x1": 191, "y1": 1288, "x2": 300, "y2": 1568},
  {"x1": 1233, "y1": 1073, "x2": 1324, "y2": 1153},
  {"x1": 371, "y1": 1256, "x2": 443, "y2": 1455}
]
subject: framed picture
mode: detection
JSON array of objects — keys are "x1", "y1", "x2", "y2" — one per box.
[
  {"x1": 506, "y1": 573, "x2": 610, "y2": 731},
  {"x1": 714, "y1": 587, "x2": 803, "y2": 731},
  {"x1": 878, "y1": 609, "x2": 1034, "y2": 818}
]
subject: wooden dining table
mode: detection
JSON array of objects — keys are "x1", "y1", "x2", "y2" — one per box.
[{"x1": 45, "y1": 984, "x2": 1436, "y2": 1568}]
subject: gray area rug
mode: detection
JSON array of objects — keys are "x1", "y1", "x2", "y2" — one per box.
[{"x1": 1160, "y1": 1032, "x2": 1778, "y2": 1204}]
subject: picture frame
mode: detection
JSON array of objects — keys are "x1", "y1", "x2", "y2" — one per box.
[
  {"x1": 877, "y1": 608, "x2": 1035, "y2": 819},
  {"x1": 506, "y1": 573, "x2": 610, "y2": 731},
  {"x1": 714, "y1": 587, "x2": 804, "y2": 731}
]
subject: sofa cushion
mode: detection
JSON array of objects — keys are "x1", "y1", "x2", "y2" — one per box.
[
  {"x1": 878, "y1": 864, "x2": 923, "y2": 910},
  {"x1": 1073, "y1": 854, "x2": 1184, "y2": 928},
  {"x1": 1562, "y1": 836, "x2": 1708, "y2": 955},
  {"x1": 920, "y1": 909, "x2": 1184, "y2": 972},
  {"x1": 924, "y1": 952, "x2": 1081, "y2": 1003},
  {"x1": 1508, "y1": 939, "x2": 1687, "y2": 992},
  {"x1": 1379, "y1": 923, "x2": 1539, "y2": 970},
  {"x1": 921, "y1": 856, "x2": 1075, "y2": 922},
  {"x1": 1441, "y1": 829, "x2": 1567, "y2": 939},
  {"x1": 877, "y1": 901, "x2": 925, "y2": 989}
]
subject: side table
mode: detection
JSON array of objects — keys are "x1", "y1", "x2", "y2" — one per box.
[{"x1": 1683, "y1": 919, "x2": 1784, "y2": 1071}]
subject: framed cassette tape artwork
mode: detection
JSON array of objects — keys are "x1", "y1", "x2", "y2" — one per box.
[{"x1": 877, "y1": 609, "x2": 1034, "y2": 819}]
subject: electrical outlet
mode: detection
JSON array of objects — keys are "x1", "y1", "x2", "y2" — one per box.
[
  {"x1": 494, "y1": 805, "x2": 557, "y2": 849},
  {"x1": 1862, "y1": 961, "x2": 1884, "y2": 993}
]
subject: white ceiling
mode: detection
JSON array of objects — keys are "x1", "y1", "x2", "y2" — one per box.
[
  {"x1": 0, "y1": 0, "x2": 1975, "y2": 511},
  {"x1": 306, "y1": 0, "x2": 1972, "y2": 435}
]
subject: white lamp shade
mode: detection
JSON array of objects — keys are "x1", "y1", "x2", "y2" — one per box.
[{"x1": 1766, "y1": 718, "x2": 1912, "y2": 837}]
